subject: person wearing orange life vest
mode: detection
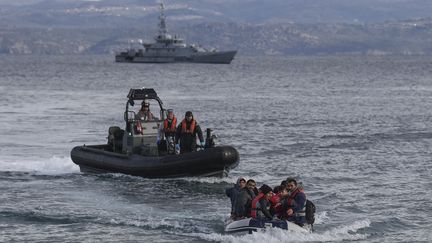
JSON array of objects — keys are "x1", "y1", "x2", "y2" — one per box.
[
  {"x1": 282, "y1": 178, "x2": 307, "y2": 226},
  {"x1": 251, "y1": 184, "x2": 274, "y2": 220},
  {"x1": 158, "y1": 109, "x2": 177, "y2": 141},
  {"x1": 271, "y1": 185, "x2": 290, "y2": 219},
  {"x1": 157, "y1": 109, "x2": 177, "y2": 153},
  {"x1": 175, "y1": 111, "x2": 204, "y2": 154}
]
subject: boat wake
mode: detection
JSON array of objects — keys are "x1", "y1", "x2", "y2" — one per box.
[
  {"x1": 192, "y1": 218, "x2": 371, "y2": 242},
  {"x1": 0, "y1": 156, "x2": 79, "y2": 174}
]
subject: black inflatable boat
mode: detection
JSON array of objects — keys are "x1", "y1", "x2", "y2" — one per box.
[
  {"x1": 70, "y1": 88, "x2": 239, "y2": 178},
  {"x1": 71, "y1": 144, "x2": 238, "y2": 178}
]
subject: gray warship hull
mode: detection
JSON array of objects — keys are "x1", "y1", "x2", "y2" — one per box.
[
  {"x1": 115, "y1": 50, "x2": 237, "y2": 64},
  {"x1": 115, "y1": 3, "x2": 237, "y2": 64}
]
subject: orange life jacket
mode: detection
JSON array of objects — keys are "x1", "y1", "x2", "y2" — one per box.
[
  {"x1": 250, "y1": 192, "x2": 265, "y2": 218},
  {"x1": 286, "y1": 188, "x2": 306, "y2": 217},
  {"x1": 287, "y1": 188, "x2": 304, "y2": 207},
  {"x1": 181, "y1": 119, "x2": 196, "y2": 134},
  {"x1": 163, "y1": 117, "x2": 177, "y2": 133},
  {"x1": 270, "y1": 194, "x2": 280, "y2": 206}
]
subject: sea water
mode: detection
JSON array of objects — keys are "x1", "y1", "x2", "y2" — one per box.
[{"x1": 0, "y1": 55, "x2": 431, "y2": 242}]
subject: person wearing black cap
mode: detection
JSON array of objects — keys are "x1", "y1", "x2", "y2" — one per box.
[
  {"x1": 175, "y1": 111, "x2": 204, "y2": 154},
  {"x1": 251, "y1": 184, "x2": 274, "y2": 220},
  {"x1": 136, "y1": 99, "x2": 154, "y2": 121}
]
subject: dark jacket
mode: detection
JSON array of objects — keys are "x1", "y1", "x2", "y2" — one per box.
[
  {"x1": 225, "y1": 179, "x2": 244, "y2": 214},
  {"x1": 175, "y1": 118, "x2": 204, "y2": 154},
  {"x1": 256, "y1": 197, "x2": 273, "y2": 220},
  {"x1": 284, "y1": 188, "x2": 307, "y2": 225},
  {"x1": 234, "y1": 187, "x2": 256, "y2": 218}
]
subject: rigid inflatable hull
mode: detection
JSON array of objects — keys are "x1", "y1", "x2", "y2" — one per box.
[{"x1": 71, "y1": 145, "x2": 239, "y2": 178}]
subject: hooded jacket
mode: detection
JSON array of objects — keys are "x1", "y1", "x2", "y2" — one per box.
[
  {"x1": 233, "y1": 187, "x2": 256, "y2": 218},
  {"x1": 225, "y1": 178, "x2": 245, "y2": 214}
]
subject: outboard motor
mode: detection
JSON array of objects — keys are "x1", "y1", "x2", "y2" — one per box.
[{"x1": 205, "y1": 128, "x2": 217, "y2": 148}]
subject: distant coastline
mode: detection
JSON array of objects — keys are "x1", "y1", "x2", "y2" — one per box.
[{"x1": 1, "y1": 18, "x2": 432, "y2": 56}]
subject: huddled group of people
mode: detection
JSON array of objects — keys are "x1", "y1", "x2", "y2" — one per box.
[
  {"x1": 226, "y1": 177, "x2": 309, "y2": 226},
  {"x1": 135, "y1": 100, "x2": 204, "y2": 154}
]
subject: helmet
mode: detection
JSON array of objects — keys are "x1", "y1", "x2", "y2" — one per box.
[{"x1": 142, "y1": 100, "x2": 150, "y2": 107}]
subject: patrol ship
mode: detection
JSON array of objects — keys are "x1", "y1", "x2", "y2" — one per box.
[{"x1": 115, "y1": 3, "x2": 237, "y2": 64}]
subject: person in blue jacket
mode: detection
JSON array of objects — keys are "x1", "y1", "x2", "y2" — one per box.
[{"x1": 284, "y1": 178, "x2": 307, "y2": 226}]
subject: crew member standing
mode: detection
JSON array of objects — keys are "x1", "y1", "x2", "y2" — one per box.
[
  {"x1": 158, "y1": 109, "x2": 177, "y2": 153},
  {"x1": 161, "y1": 109, "x2": 177, "y2": 138},
  {"x1": 175, "y1": 111, "x2": 204, "y2": 154}
]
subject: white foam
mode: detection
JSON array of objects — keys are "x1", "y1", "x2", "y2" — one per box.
[
  {"x1": 193, "y1": 219, "x2": 370, "y2": 243},
  {"x1": 186, "y1": 232, "x2": 237, "y2": 242},
  {"x1": 109, "y1": 217, "x2": 182, "y2": 230},
  {"x1": 176, "y1": 173, "x2": 286, "y2": 186},
  {"x1": 315, "y1": 211, "x2": 329, "y2": 224},
  {"x1": 176, "y1": 175, "x2": 250, "y2": 184},
  {"x1": 324, "y1": 219, "x2": 371, "y2": 238},
  {"x1": 0, "y1": 156, "x2": 80, "y2": 174}
]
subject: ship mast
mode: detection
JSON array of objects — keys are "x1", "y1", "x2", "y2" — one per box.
[{"x1": 158, "y1": 3, "x2": 168, "y2": 39}]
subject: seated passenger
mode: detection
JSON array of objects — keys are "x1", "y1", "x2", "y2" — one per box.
[
  {"x1": 272, "y1": 186, "x2": 289, "y2": 219},
  {"x1": 283, "y1": 178, "x2": 307, "y2": 226},
  {"x1": 233, "y1": 179, "x2": 256, "y2": 219},
  {"x1": 251, "y1": 184, "x2": 274, "y2": 220},
  {"x1": 136, "y1": 100, "x2": 154, "y2": 121}
]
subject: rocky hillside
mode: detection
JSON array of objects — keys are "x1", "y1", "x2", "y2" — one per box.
[{"x1": 1, "y1": 18, "x2": 432, "y2": 55}]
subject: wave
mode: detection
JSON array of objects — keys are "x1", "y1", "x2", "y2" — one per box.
[
  {"x1": 0, "y1": 156, "x2": 79, "y2": 175},
  {"x1": 371, "y1": 131, "x2": 432, "y2": 140},
  {"x1": 107, "y1": 217, "x2": 183, "y2": 231},
  {"x1": 321, "y1": 134, "x2": 358, "y2": 139},
  {"x1": 318, "y1": 142, "x2": 370, "y2": 150},
  {"x1": 0, "y1": 209, "x2": 94, "y2": 225},
  {"x1": 191, "y1": 219, "x2": 371, "y2": 242}
]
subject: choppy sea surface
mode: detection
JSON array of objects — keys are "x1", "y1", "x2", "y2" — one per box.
[{"x1": 0, "y1": 55, "x2": 431, "y2": 242}]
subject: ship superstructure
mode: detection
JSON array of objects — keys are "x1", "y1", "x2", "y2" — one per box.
[{"x1": 115, "y1": 3, "x2": 237, "y2": 64}]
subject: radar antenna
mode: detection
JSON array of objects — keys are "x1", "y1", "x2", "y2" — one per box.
[{"x1": 158, "y1": 3, "x2": 168, "y2": 38}]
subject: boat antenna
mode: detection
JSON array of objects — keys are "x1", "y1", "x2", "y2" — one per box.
[{"x1": 158, "y1": 3, "x2": 168, "y2": 38}]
